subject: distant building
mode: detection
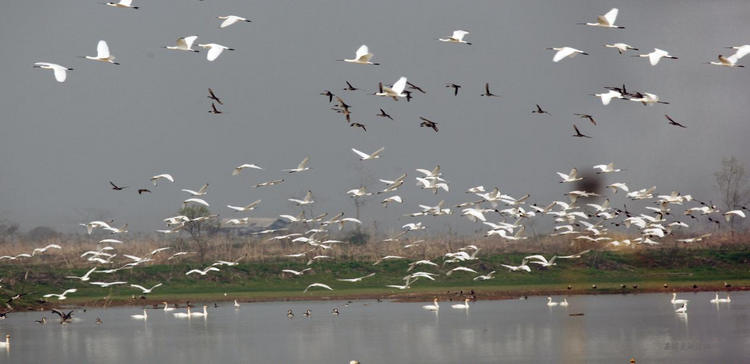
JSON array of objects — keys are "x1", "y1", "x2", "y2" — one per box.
[{"x1": 219, "y1": 218, "x2": 288, "y2": 236}]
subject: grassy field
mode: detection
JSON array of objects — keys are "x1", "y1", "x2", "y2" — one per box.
[{"x1": 1, "y1": 248, "x2": 748, "y2": 308}]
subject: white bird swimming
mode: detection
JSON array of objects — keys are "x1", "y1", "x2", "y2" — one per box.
[
  {"x1": 186, "y1": 267, "x2": 220, "y2": 276},
  {"x1": 634, "y1": 48, "x2": 678, "y2": 66},
  {"x1": 423, "y1": 298, "x2": 440, "y2": 311},
  {"x1": 161, "y1": 302, "x2": 175, "y2": 311},
  {"x1": 43, "y1": 288, "x2": 77, "y2": 300},
  {"x1": 130, "y1": 283, "x2": 163, "y2": 294},
  {"x1": 150, "y1": 174, "x2": 174, "y2": 186},
  {"x1": 31, "y1": 244, "x2": 62, "y2": 256},
  {"x1": 173, "y1": 307, "x2": 192, "y2": 318},
  {"x1": 233, "y1": 164, "x2": 264, "y2": 175},
  {"x1": 182, "y1": 183, "x2": 209, "y2": 196},
  {"x1": 65, "y1": 267, "x2": 97, "y2": 282},
  {"x1": 104, "y1": 0, "x2": 138, "y2": 9},
  {"x1": 131, "y1": 309, "x2": 148, "y2": 320},
  {"x1": 717, "y1": 294, "x2": 731, "y2": 303},
  {"x1": 452, "y1": 299, "x2": 470, "y2": 309},
  {"x1": 33, "y1": 62, "x2": 73, "y2": 82},
  {"x1": 557, "y1": 168, "x2": 582, "y2": 183},
  {"x1": 82, "y1": 40, "x2": 119, "y2": 65},
  {"x1": 547, "y1": 297, "x2": 559, "y2": 306},
  {"x1": 0, "y1": 335, "x2": 9, "y2": 347},
  {"x1": 304, "y1": 283, "x2": 334, "y2": 293},
  {"x1": 338, "y1": 45, "x2": 379, "y2": 65},
  {"x1": 289, "y1": 190, "x2": 314, "y2": 206},
  {"x1": 164, "y1": 35, "x2": 199, "y2": 52},
  {"x1": 547, "y1": 47, "x2": 588, "y2": 62},
  {"x1": 579, "y1": 8, "x2": 624, "y2": 29},
  {"x1": 675, "y1": 302, "x2": 688, "y2": 313},
  {"x1": 604, "y1": 43, "x2": 638, "y2": 54},
  {"x1": 234, "y1": 300, "x2": 241, "y2": 309},
  {"x1": 228, "y1": 199, "x2": 261, "y2": 212},
  {"x1": 218, "y1": 15, "x2": 251, "y2": 28},
  {"x1": 190, "y1": 306, "x2": 209, "y2": 317},
  {"x1": 284, "y1": 157, "x2": 311, "y2": 173},
  {"x1": 374, "y1": 77, "x2": 408, "y2": 100},
  {"x1": 706, "y1": 54, "x2": 744, "y2": 68},
  {"x1": 198, "y1": 43, "x2": 235, "y2": 61},
  {"x1": 560, "y1": 298, "x2": 569, "y2": 306},
  {"x1": 438, "y1": 30, "x2": 471, "y2": 45},
  {"x1": 671, "y1": 293, "x2": 689, "y2": 304}
]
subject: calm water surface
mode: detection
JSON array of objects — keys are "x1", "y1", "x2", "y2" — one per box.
[{"x1": 1, "y1": 291, "x2": 748, "y2": 363}]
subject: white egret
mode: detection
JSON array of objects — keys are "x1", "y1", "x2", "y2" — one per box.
[{"x1": 438, "y1": 30, "x2": 471, "y2": 45}]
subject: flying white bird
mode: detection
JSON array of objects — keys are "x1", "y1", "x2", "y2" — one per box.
[
  {"x1": 352, "y1": 147, "x2": 385, "y2": 161},
  {"x1": 181, "y1": 184, "x2": 209, "y2": 196},
  {"x1": 130, "y1": 283, "x2": 163, "y2": 294},
  {"x1": 547, "y1": 47, "x2": 588, "y2": 62},
  {"x1": 374, "y1": 77, "x2": 408, "y2": 100},
  {"x1": 164, "y1": 35, "x2": 199, "y2": 52},
  {"x1": 82, "y1": 40, "x2": 119, "y2": 65},
  {"x1": 593, "y1": 162, "x2": 623, "y2": 174},
  {"x1": 634, "y1": 48, "x2": 677, "y2": 66},
  {"x1": 104, "y1": 0, "x2": 138, "y2": 9},
  {"x1": 283, "y1": 157, "x2": 311, "y2": 173},
  {"x1": 724, "y1": 210, "x2": 746, "y2": 222},
  {"x1": 304, "y1": 283, "x2": 333, "y2": 293},
  {"x1": 31, "y1": 244, "x2": 62, "y2": 256},
  {"x1": 289, "y1": 190, "x2": 314, "y2": 206},
  {"x1": 706, "y1": 54, "x2": 744, "y2": 68},
  {"x1": 65, "y1": 267, "x2": 97, "y2": 281},
  {"x1": 150, "y1": 174, "x2": 174, "y2": 186},
  {"x1": 233, "y1": 164, "x2": 264, "y2": 175},
  {"x1": 381, "y1": 195, "x2": 403, "y2": 208},
  {"x1": 183, "y1": 198, "x2": 209, "y2": 209},
  {"x1": 338, "y1": 45, "x2": 379, "y2": 65},
  {"x1": 33, "y1": 62, "x2": 73, "y2": 82},
  {"x1": 43, "y1": 288, "x2": 77, "y2": 300},
  {"x1": 438, "y1": 30, "x2": 471, "y2": 45},
  {"x1": 474, "y1": 271, "x2": 496, "y2": 281},
  {"x1": 579, "y1": 8, "x2": 624, "y2": 28},
  {"x1": 186, "y1": 267, "x2": 220, "y2": 276},
  {"x1": 198, "y1": 43, "x2": 235, "y2": 61},
  {"x1": 727, "y1": 45, "x2": 750, "y2": 59},
  {"x1": 282, "y1": 268, "x2": 312, "y2": 276},
  {"x1": 217, "y1": 15, "x2": 251, "y2": 28},
  {"x1": 446, "y1": 266, "x2": 478, "y2": 276},
  {"x1": 557, "y1": 168, "x2": 582, "y2": 183},
  {"x1": 227, "y1": 199, "x2": 261, "y2": 212},
  {"x1": 590, "y1": 90, "x2": 623, "y2": 105},
  {"x1": 90, "y1": 281, "x2": 127, "y2": 287},
  {"x1": 604, "y1": 43, "x2": 638, "y2": 54}
]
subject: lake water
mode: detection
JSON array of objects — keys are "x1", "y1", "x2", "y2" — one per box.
[{"x1": 1, "y1": 291, "x2": 748, "y2": 363}]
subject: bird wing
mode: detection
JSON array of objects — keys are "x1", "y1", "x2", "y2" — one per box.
[
  {"x1": 351, "y1": 148, "x2": 370, "y2": 159},
  {"x1": 51, "y1": 65, "x2": 68, "y2": 82},
  {"x1": 183, "y1": 36, "x2": 198, "y2": 49},
  {"x1": 197, "y1": 184, "x2": 209, "y2": 194},
  {"x1": 553, "y1": 48, "x2": 575, "y2": 62},
  {"x1": 97, "y1": 40, "x2": 111, "y2": 58},
  {"x1": 82, "y1": 267, "x2": 97, "y2": 279},
  {"x1": 369, "y1": 147, "x2": 385, "y2": 158},
  {"x1": 207, "y1": 46, "x2": 224, "y2": 61},
  {"x1": 296, "y1": 157, "x2": 310, "y2": 170},
  {"x1": 451, "y1": 30, "x2": 468, "y2": 41},
  {"x1": 220, "y1": 17, "x2": 236, "y2": 28},
  {"x1": 391, "y1": 77, "x2": 407, "y2": 94},
  {"x1": 601, "y1": 8, "x2": 619, "y2": 26},
  {"x1": 355, "y1": 45, "x2": 369, "y2": 60},
  {"x1": 130, "y1": 284, "x2": 147, "y2": 292}
]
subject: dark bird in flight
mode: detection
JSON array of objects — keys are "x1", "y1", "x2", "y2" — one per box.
[
  {"x1": 533, "y1": 104, "x2": 552, "y2": 116},
  {"x1": 376, "y1": 109, "x2": 393, "y2": 120},
  {"x1": 343, "y1": 81, "x2": 359, "y2": 91},
  {"x1": 138, "y1": 189, "x2": 152, "y2": 194},
  {"x1": 332, "y1": 107, "x2": 351, "y2": 123},
  {"x1": 407, "y1": 81, "x2": 426, "y2": 94},
  {"x1": 574, "y1": 113, "x2": 597, "y2": 125},
  {"x1": 110, "y1": 181, "x2": 128, "y2": 190},
  {"x1": 350, "y1": 123, "x2": 367, "y2": 131},
  {"x1": 480, "y1": 83, "x2": 500, "y2": 97},
  {"x1": 7, "y1": 292, "x2": 34, "y2": 304},
  {"x1": 572, "y1": 124, "x2": 592, "y2": 138},
  {"x1": 207, "y1": 88, "x2": 223, "y2": 105},
  {"x1": 446, "y1": 83, "x2": 461, "y2": 96},
  {"x1": 208, "y1": 102, "x2": 222, "y2": 114},
  {"x1": 319, "y1": 90, "x2": 334, "y2": 103},
  {"x1": 334, "y1": 96, "x2": 351, "y2": 112},
  {"x1": 419, "y1": 117, "x2": 439, "y2": 132},
  {"x1": 51, "y1": 308, "x2": 74, "y2": 324},
  {"x1": 665, "y1": 115, "x2": 686, "y2": 128},
  {"x1": 403, "y1": 90, "x2": 413, "y2": 102}
]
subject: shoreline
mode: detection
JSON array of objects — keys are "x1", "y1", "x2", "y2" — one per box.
[{"x1": 26, "y1": 280, "x2": 749, "y2": 311}]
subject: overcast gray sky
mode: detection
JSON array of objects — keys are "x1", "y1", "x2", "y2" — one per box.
[{"x1": 1, "y1": 0, "x2": 748, "y2": 235}]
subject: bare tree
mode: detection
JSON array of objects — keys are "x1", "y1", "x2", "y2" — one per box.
[
  {"x1": 180, "y1": 205, "x2": 220, "y2": 263},
  {"x1": 714, "y1": 156, "x2": 750, "y2": 231},
  {"x1": 346, "y1": 160, "x2": 376, "y2": 221}
]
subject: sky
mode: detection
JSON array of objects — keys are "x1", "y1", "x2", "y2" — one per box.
[{"x1": 0, "y1": 0, "x2": 748, "y2": 235}]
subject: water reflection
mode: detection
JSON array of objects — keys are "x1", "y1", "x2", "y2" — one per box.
[{"x1": 0, "y1": 292, "x2": 748, "y2": 363}]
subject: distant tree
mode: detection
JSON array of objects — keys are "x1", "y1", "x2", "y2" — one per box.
[
  {"x1": 179, "y1": 205, "x2": 220, "y2": 263},
  {"x1": 25, "y1": 226, "x2": 58, "y2": 241},
  {"x1": 714, "y1": 156, "x2": 750, "y2": 231},
  {"x1": 346, "y1": 160, "x2": 376, "y2": 221},
  {"x1": 0, "y1": 215, "x2": 19, "y2": 243}
]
